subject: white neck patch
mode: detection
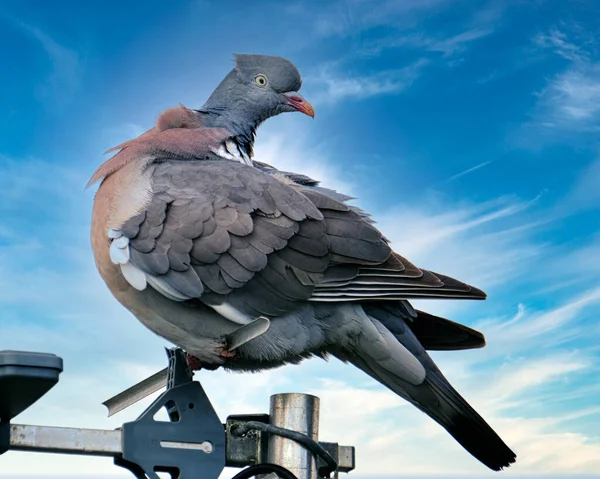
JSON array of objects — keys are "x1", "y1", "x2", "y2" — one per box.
[{"x1": 211, "y1": 139, "x2": 253, "y2": 166}]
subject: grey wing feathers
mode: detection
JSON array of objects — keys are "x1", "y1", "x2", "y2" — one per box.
[
  {"x1": 117, "y1": 158, "x2": 485, "y2": 311},
  {"x1": 255, "y1": 163, "x2": 486, "y2": 303},
  {"x1": 117, "y1": 160, "x2": 323, "y2": 303},
  {"x1": 297, "y1": 191, "x2": 486, "y2": 302}
]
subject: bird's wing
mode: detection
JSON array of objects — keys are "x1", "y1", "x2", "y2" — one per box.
[
  {"x1": 108, "y1": 158, "x2": 484, "y2": 321},
  {"x1": 253, "y1": 162, "x2": 487, "y2": 302},
  {"x1": 107, "y1": 159, "x2": 326, "y2": 314},
  {"x1": 297, "y1": 187, "x2": 487, "y2": 302}
]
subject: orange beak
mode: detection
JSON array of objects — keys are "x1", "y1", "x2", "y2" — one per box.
[{"x1": 281, "y1": 92, "x2": 315, "y2": 118}]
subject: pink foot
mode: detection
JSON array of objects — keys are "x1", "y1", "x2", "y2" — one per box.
[
  {"x1": 184, "y1": 347, "x2": 236, "y2": 371},
  {"x1": 185, "y1": 353, "x2": 204, "y2": 371}
]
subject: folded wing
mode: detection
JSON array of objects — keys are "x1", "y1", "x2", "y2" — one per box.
[{"x1": 109, "y1": 159, "x2": 485, "y2": 324}]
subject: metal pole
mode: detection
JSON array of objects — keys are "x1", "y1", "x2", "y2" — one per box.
[{"x1": 267, "y1": 393, "x2": 320, "y2": 479}]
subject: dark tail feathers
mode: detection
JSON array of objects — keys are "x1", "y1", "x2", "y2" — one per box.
[
  {"x1": 348, "y1": 355, "x2": 516, "y2": 471},
  {"x1": 425, "y1": 371, "x2": 516, "y2": 471}
]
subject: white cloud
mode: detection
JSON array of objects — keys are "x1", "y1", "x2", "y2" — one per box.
[
  {"x1": 359, "y1": 27, "x2": 494, "y2": 59},
  {"x1": 347, "y1": 0, "x2": 506, "y2": 60},
  {"x1": 476, "y1": 287, "x2": 600, "y2": 355},
  {"x1": 305, "y1": 334, "x2": 600, "y2": 476},
  {"x1": 306, "y1": 1, "x2": 509, "y2": 106},
  {"x1": 536, "y1": 65, "x2": 600, "y2": 130},
  {"x1": 428, "y1": 28, "x2": 493, "y2": 56},
  {"x1": 529, "y1": 27, "x2": 600, "y2": 134},
  {"x1": 326, "y1": 293, "x2": 600, "y2": 475},
  {"x1": 253, "y1": 125, "x2": 355, "y2": 195},
  {"x1": 534, "y1": 27, "x2": 591, "y2": 63},
  {"x1": 375, "y1": 194, "x2": 544, "y2": 299},
  {"x1": 308, "y1": 60, "x2": 428, "y2": 104},
  {"x1": 312, "y1": 0, "x2": 455, "y2": 38},
  {"x1": 526, "y1": 27, "x2": 600, "y2": 206}
]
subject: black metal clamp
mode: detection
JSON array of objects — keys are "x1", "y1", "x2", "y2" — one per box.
[{"x1": 115, "y1": 349, "x2": 226, "y2": 479}]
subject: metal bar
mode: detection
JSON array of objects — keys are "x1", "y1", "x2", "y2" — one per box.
[
  {"x1": 267, "y1": 393, "x2": 319, "y2": 479},
  {"x1": 103, "y1": 367, "x2": 168, "y2": 417},
  {"x1": 7, "y1": 421, "x2": 354, "y2": 474},
  {"x1": 9, "y1": 424, "x2": 121, "y2": 456}
]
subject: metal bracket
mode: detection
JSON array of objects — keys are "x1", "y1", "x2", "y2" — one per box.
[
  {"x1": 0, "y1": 348, "x2": 356, "y2": 479},
  {"x1": 224, "y1": 414, "x2": 355, "y2": 479},
  {"x1": 114, "y1": 349, "x2": 226, "y2": 479},
  {"x1": 226, "y1": 414, "x2": 270, "y2": 467},
  {"x1": 317, "y1": 442, "x2": 355, "y2": 479}
]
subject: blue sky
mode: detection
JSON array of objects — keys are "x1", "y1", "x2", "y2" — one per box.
[{"x1": 1, "y1": 0, "x2": 600, "y2": 477}]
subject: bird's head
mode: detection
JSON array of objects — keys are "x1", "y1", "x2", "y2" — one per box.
[{"x1": 203, "y1": 54, "x2": 314, "y2": 126}]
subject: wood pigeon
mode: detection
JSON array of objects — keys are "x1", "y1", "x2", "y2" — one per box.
[{"x1": 89, "y1": 54, "x2": 516, "y2": 471}]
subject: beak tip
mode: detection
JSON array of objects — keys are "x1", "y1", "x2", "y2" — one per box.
[{"x1": 282, "y1": 92, "x2": 315, "y2": 119}]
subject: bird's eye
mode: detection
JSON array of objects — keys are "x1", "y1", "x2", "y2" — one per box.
[{"x1": 254, "y1": 74, "x2": 268, "y2": 87}]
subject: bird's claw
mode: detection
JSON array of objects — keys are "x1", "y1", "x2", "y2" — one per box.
[{"x1": 184, "y1": 347, "x2": 236, "y2": 371}]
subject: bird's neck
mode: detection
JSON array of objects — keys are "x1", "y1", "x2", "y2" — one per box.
[{"x1": 197, "y1": 107, "x2": 259, "y2": 159}]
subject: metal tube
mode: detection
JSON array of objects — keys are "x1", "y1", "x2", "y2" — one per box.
[
  {"x1": 9, "y1": 424, "x2": 121, "y2": 456},
  {"x1": 267, "y1": 393, "x2": 320, "y2": 479}
]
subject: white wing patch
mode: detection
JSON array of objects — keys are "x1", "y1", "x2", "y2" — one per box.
[
  {"x1": 108, "y1": 230, "x2": 131, "y2": 265},
  {"x1": 120, "y1": 261, "x2": 147, "y2": 291},
  {"x1": 109, "y1": 229, "x2": 146, "y2": 291},
  {"x1": 210, "y1": 302, "x2": 253, "y2": 325},
  {"x1": 107, "y1": 229, "x2": 249, "y2": 320},
  {"x1": 108, "y1": 227, "x2": 189, "y2": 301}
]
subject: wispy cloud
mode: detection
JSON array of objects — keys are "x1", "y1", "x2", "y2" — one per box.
[
  {"x1": 444, "y1": 160, "x2": 494, "y2": 182},
  {"x1": 529, "y1": 26, "x2": 600, "y2": 134},
  {"x1": 476, "y1": 287, "x2": 600, "y2": 358},
  {"x1": 307, "y1": 1, "x2": 507, "y2": 105},
  {"x1": 347, "y1": 0, "x2": 505, "y2": 59},
  {"x1": 312, "y1": 0, "x2": 455, "y2": 38},
  {"x1": 535, "y1": 65, "x2": 600, "y2": 130},
  {"x1": 309, "y1": 59, "x2": 428, "y2": 104},
  {"x1": 4, "y1": 15, "x2": 83, "y2": 104},
  {"x1": 559, "y1": 231, "x2": 600, "y2": 278},
  {"x1": 429, "y1": 28, "x2": 494, "y2": 56},
  {"x1": 357, "y1": 27, "x2": 494, "y2": 59},
  {"x1": 533, "y1": 27, "x2": 596, "y2": 63},
  {"x1": 376, "y1": 194, "x2": 545, "y2": 294}
]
